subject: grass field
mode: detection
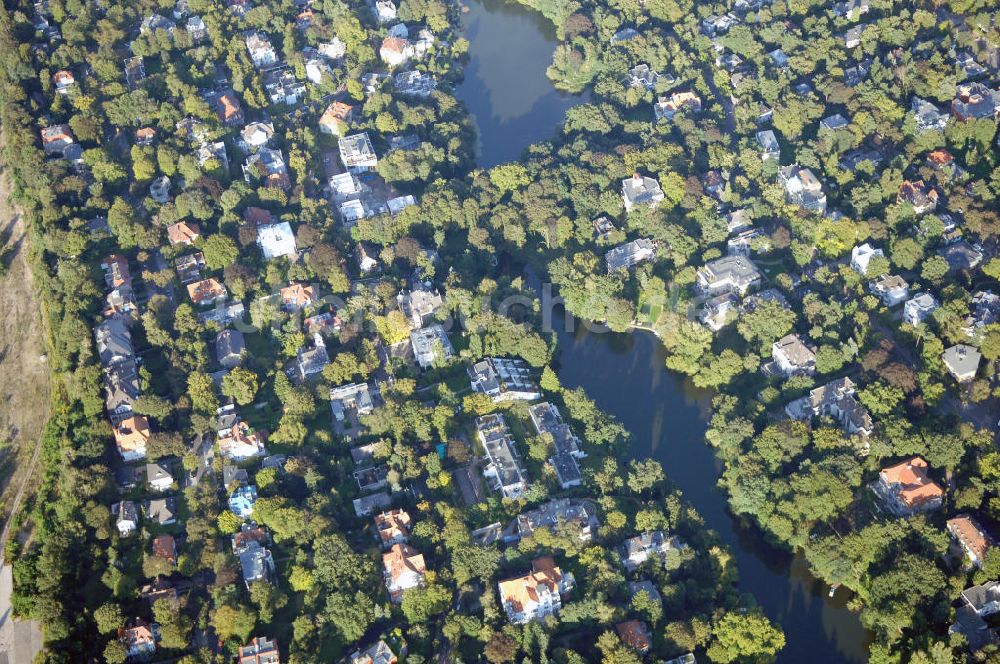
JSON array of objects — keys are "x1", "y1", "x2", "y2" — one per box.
[{"x1": 0, "y1": 166, "x2": 51, "y2": 544}]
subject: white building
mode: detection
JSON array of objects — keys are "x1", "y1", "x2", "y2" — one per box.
[
  {"x1": 256, "y1": 222, "x2": 297, "y2": 260},
  {"x1": 903, "y1": 292, "x2": 939, "y2": 326},
  {"x1": 851, "y1": 243, "x2": 884, "y2": 275},
  {"x1": 771, "y1": 334, "x2": 816, "y2": 377}
]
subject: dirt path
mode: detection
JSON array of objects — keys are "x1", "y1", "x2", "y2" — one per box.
[{"x1": 0, "y1": 165, "x2": 51, "y2": 550}]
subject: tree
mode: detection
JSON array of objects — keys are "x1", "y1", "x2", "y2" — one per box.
[
  {"x1": 202, "y1": 234, "x2": 239, "y2": 270},
  {"x1": 222, "y1": 367, "x2": 259, "y2": 406},
  {"x1": 103, "y1": 640, "x2": 128, "y2": 664},
  {"x1": 218, "y1": 510, "x2": 242, "y2": 533},
  {"x1": 736, "y1": 300, "x2": 796, "y2": 350},
  {"x1": 707, "y1": 611, "x2": 785, "y2": 663},
  {"x1": 211, "y1": 603, "x2": 257, "y2": 643},
  {"x1": 324, "y1": 591, "x2": 377, "y2": 642},
  {"x1": 400, "y1": 582, "x2": 450, "y2": 623},
  {"x1": 93, "y1": 602, "x2": 124, "y2": 634},
  {"x1": 133, "y1": 394, "x2": 173, "y2": 419},
  {"x1": 148, "y1": 431, "x2": 186, "y2": 459},
  {"x1": 627, "y1": 459, "x2": 665, "y2": 494},
  {"x1": 312, "y1": 534, "x2": 373, "y2": 590},
  {"x1": 540, "y1": 366, "x2": 561, "y2": 392},
  {"x1": 484, "y1": 631, "x2": 519, "y2": 663}
]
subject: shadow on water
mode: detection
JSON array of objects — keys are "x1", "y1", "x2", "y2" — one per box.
[
  {"x1": 455, "y1": 0, "x2": 590, "y2": 168},
  {"x1": 551, "y1": 311, "x2": 872, "y2": 663}
]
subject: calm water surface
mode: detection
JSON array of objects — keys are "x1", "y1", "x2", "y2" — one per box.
[
  {"x1": 455, "y1": 0, "x2": 589, "y2": 167},
  {"x1": 552, "y1": 317, "x2": 872, "y2": 663}
]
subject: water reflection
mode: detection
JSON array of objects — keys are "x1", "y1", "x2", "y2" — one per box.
[
  {"x1": 455, "y1": 0, "x2": 589, "y2": 166},
  {"x1": 553, "y1": 316, "x2": 872, "y2": 662}
]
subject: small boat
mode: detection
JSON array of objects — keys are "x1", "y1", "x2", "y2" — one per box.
[{"x1": 828, "y1": 583, "x2": 841, "y2": 598}]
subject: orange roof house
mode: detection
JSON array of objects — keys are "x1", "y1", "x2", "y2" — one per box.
[
  {"x1": 101, "y1": 254, "x2": 131, "y2": 289},
  {"x1": 896, "y1": 179, "x2": 939, "y2": 214},
  {"x1": 52, "y1": 70, "x2": 75, "y2": 91},
  {"x1": 114, "y1": 415, "x2": 150, "y2": 461},
  {"x1": 217, "y1": 91, "x2": 244, "y2": 126},
  {"x1": 382, "y1": 543, "x2": 425, "y2": 602},
  {"x1": 374, "y1": 509, "x2": 411, "y2": 548},
  {"x1": 135, "y1": 127, "x2": 157, "y2": 145},
  {"x1": 167, "y1": 221, "x2": 201, "y2": 245},
  {"x1": 120, "y1": 621, "x2": 157, "y2": 657},
  {"x1": 875, "y1": 457, "x2": 944, "y2": 516},
  {"x1": 948, "y1": 514, "x2": 993, "y2": 567},
  {"x1": 927, "y1": 150, "x2": 954, "y2": 167},
  {"x1": 152, "y1": 534, "x2": 177, "y2": 563},
  {"x1": 319, "y1": 101, "x2": 354, "y2": 135},
  {"x1": 498, "y1": 556, "x2": 574, "y2": 624},
  {"x1": 616, "y1": 620, "x2": 653, "y2": 654},
  {"x1": 187, "y1": 278, "x2": 227, "y2": 306},
  {"x1": 40, "y1": 124, "x2": 74, "y2": 153},
  {"x1": 280, "y1": 282, "x2": 316, "y2": 310}
]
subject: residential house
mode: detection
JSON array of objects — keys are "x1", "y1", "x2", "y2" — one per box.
[
  {"x1": 952, "y1": 82, "x2": 1000, "y2": 121},
  {"x1": 468, "y1": 357, "x2": 540, "y2": 402},
  {"x1": 239, "y1": 637, "x2": 280, "y2": 664},
  {"x1": 850, "y1": 243, "x2": 884, "y2": 275},
  {"x1": 214, "y1": 89, "x2": 244, "y2": 126},
  {"x1": 147, "y1": 463, "x2": 173, "y2": 492},
  {"x1": 382, "y1": 543, "x2": 426, "y2": 602},
  {"x1": 955, "y1": 582, "x2": 1000, "y2": 652},
  {"x1": 820, "y1": 113, "x2": 850, "y2": 131},
  {"x1": 873, "y1": 457, "x2": 944, "y2": 516},
  {"x1": 903, "y1": 292, "x2": 939, "y2": 326},
  {"x1": 245, "y1": 31, "x2": 277, "y2": 68},
  {"x1": 779, "y1": 164, "x2": 827, "y2": 214},
  {"x1": 167, "y1": 221, "x2": 200, "y2": 246},
  {"x1": 186, "y1": 15, "x2": 207, "y2": 40},
  {"x1": 99, "y1": 254, "x2": 129, "y2": 289},
  {"x1": 218, "y1": 420, "x2": 265, "y2": 461},
  {"x1": 397, "y1": 287, "x2": 443, "y2": 328},
  {"x1": 700, "y1": 293, "x2": 739, "y2": 332},
  {"x1": 124, "y1": 56, "x2": 146, "y2": 87},
  {"x1": 767, "y1": 48, "x2": 789, "y2": 68},
  {"x1": 149, "y1": 175, "x2": 171, "y2": 203},
  {"x1": 771, "y1": 334, "x2": 816, "y2": 377},
  {"x1": 374, "y1": 509, "x2": 411, "y2": 549},
  {"x1": 627, "y1": 63, "x2": 660, "y2": 90},
  {"x1": 616, "y1": 621, "x2": 653, "y2": 655},
  {"x1": 319, "y1": 101, "x2": 354, "y2": 136},
  {"x1": 232, "y1": 523, "x2": 270, "y2": 553},
  {"x1": 948, "y1": 515, "x2": 993, "y2": 568},
  {"x1": 702, "y1": 170, "x2": 727, "y2": 200},
  {"x1": 372, "y1": 0, "x2": 397, "y2": 23},
  {"x1": 243, "y1": 147, "x2": 289, "y2": 189},
  {"x1": 621, "y1": 531, "x2": 683, "y2": 571},
  {"x1": 197, "y1": 141, "x2": 228, "y2": 171},
  {"x1": 394, "y1": 70, "x2": 437, "y2": 97},
  {"x1": 605, "y1": 238, "x2": 655, "y2": 271},
  {"x1": 139, "y1": 578, "x2": 177, "y2": 604},
  {"x1": 528, "y1": 403, "x2": 586, "y2": 487},
  {"x1": 199, "y1": 302, "x2": 245, "y2": 326},
  {"x1": 897, "y1": 180, "x2": 938, "y2": 214},
  {"x1": 238, "y1": 540, "x2": 275, "y2": 587},
  {"x1": 350, "y1": 640, "x2": 397, "y2": 664},
  {"x1": 869, "y1": 274, "x2": 910, "y2": 307},
  {"x1": 280, "y1": 282, "x2": 317, "y2": 311},
  {"x1": 701, "y1": 13, "x2": 739, "y2": 36},
  {"x1": 912, "y1": 97, "x2": 950, "y2": 132},
  {"x1": 241, "y1": 122, "x2": 274, "y2": 152},
  {"x1": 140, "y1": 14, "x2": 176, "y2": 33},
  {"x1": 330, "y1": 383, "x2": 375, "y2": 422},
  {"x1": 229, "y1": 485, "x2": 258, "y2": 518},
  {"x1": 785, "y1": 377, "x2": 873, "y2": 436},
  {"x1": 146, "y1": 497, "x2": 177, "y2": 526},
  {"x1": 477, "y1": 413, "x2": 528, "y2": 499},
  {"x1": 103, "y1": 360, "x2": 140, "y2": 423},
  {"x1": 833, "y1": 0, "x2": 869, "y2": 19},
  {"x1": 296, "y1": 333, "x2": 329, "y2": 381},
  {"x1": 114, "y1": 415, "x2": 150, "y2": 461},
  {"x1": 380, "y1": 36, "x2": 414, "y2": 67},
  {"x1": 116, "y1": 500, "x2": 138, "y2": 537},
  {"x1": 410, "y1": 324, "x2": 453, "y2": 369},
  {"x1": 941, "y1": 241, "x2": 984, "y2": 271},
  {"x1": 264, "y1": 68, "x2": 306, "y2": 105},
  {"x1": 629, "y1": 580, "x2": 662, "y2": 606},
  {"x1": 52, "y1": 69, "x2": 74, "y2": 93},
  {"x1": 115, "y1": 468, "x2": 142, "y2": 495},
  {"x1": 756, "y1": 130, "x2": 780, "y2": 160},
  {"x1": 844, "y1": 24, "x2": 866, "y2": 48},
  {"x1": 356, "y1": 242, "x2": 379, "y2": 273},
  {"x1": 354, "y1": 492, "x2": 392, "y2": 517},
  {"x1": 135, "y1": 127, "x2": 157, "y2": 146},
  {"x1": 187, "y1": 278, "x2": 227, "y2": 306},
  {"x1": 696, "y1": 255, "x2": 761, "y2": 296},
  {"x1": 943, "y1": 344, "x2": 981, "y2": 382},
  {"x1": 216, "y1": 329, "x2": 246, "y2": 369},
  {"x1": 654, "y1": 91, "x2": 702, "y2": 121},
  {"x1": 498, "y1": 557, "x2": 574, "y2": 624},
  {"x1": 152, "y1": 534, "x2": 177, "y2": 565},
  {"x1": 621, "y1": 173, "x2": 665, "y2": 211},
  {"x1": 593, "y1": 217, "x2": 617, "y2": 242},
  {"x1": 339, "y1": 133, "x2": 378, "y2": 173},
  {"x1": 40, "y1": 123, "x2": 74, "y2": 154},
  {"x1": 304, "y1": 54, "x2": 330, "y2": 84},
  {"x1": 120, "y1": 622, "x2": 157, "y2": 659},
  {"x1": 256, "y1": 221, "x2": 297, "y2": 261},
  {"x1": 304, "y1": 312, "x2": 341, "y2": 337},
  {"x1": 964, "y1": 291, "x2": 1000, "y2": 339},
  {"x1": 224, "y1": 465, "x2": 250, "y2": 489},
  {"x1": 514, "y1": 498, "x2": 598, "y2": 543}
]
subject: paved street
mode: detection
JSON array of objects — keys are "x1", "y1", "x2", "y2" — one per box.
[{"x1": 0, "y1": 563, "x2": 42, "y2": 664}]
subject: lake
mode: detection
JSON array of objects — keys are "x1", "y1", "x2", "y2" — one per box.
[
  {"x1": 552, "y1": 315, "x2": 872, "y2": 663},
  {"x1": 455, "y1": 0, "x2": 589, "y2": 168}
]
